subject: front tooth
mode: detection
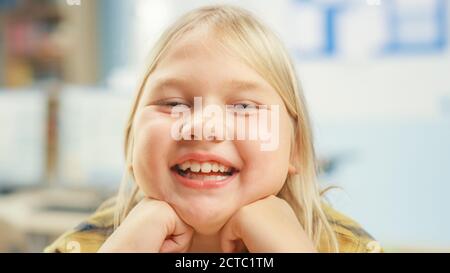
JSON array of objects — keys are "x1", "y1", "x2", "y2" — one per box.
[
  {"x1": 201, "y1": 162, "x2": 212, "y2": 173},
  {"x1": 212, "y1": 163, "x2": 219, "y2": 172},
  {"x1": 190, "y1": 162, "x2": 201, "y2": 172},
  {"x1": 212, "y1": 175, "x2": 227, "y2": 181},
  {"x1": 180, "y1": 161, "x2": 190, "y2": 171},
  {"x1": 218, "y1": 164, "x2": 225, "y2": 172}
]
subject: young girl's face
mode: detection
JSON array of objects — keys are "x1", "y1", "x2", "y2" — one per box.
[{"x1": 132, "y1": 28, "x2": 295, "y2": 234}]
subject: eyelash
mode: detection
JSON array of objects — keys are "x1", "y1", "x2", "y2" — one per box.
[
  {"x1": 159, "y1": 100, "x2": 191, "y2": 108},
  {"x1": 229, "y1": 102, "x2": 269, "y2": 113},
  {"x1": 155, "y1": 100, "x2": 264, "y2": 114},
  {"x1": 228, "y1": 103, "x2": 258, "y2": 113},
  {"x1": 233, "y1": 103, "x2": 254, "y2": 109}
]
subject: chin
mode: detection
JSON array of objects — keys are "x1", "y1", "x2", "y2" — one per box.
[
  {"x1": 189, "y1": 221, "x2": 224, "y2": 235},
  {"x1": 174, "y1": 201, "x2": 235, "y2": 235}
]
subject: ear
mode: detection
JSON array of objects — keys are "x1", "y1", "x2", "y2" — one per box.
[
  {"x1": 288, "y1": 147, "x2": 300, "y2": 175},
  {"x1": 288, "y1": 136, "x2": 299, "y2": 175},
  {"x1": 288, "y1": 163, "x2": 298, "y2": 175}
]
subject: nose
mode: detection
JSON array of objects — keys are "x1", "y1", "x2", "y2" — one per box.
[{"x1": 180, "y1": 106, "x2": 226, "y2": 142}]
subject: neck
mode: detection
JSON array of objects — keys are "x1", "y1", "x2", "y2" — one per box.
[{"x1": 188, "y1": 232, "x2": 223, "y2": 253}]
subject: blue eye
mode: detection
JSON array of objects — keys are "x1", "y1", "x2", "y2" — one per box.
[
  {"x1": 227, "y1": 103, "x2": 260, "y2": 115},
  {"x1": 161, "y1": 100, "x2": 190, "y2": 108},
  {"x1": 237, "y1": 103, "x2": 252, "y2": 109},
  {"x1": 233, "y1": 103, "x2": 257, "y2": 110}
]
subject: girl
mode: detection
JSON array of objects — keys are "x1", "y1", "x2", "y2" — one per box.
[{"x1": 45, "y1": 5, "x2": 381, "y2": 253}]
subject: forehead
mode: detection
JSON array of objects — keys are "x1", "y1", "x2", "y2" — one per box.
[{"x1": 150, "y1": 29, "x2": 273, "y2": 90}]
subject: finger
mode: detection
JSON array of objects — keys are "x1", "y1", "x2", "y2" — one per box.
[
  {"x1": 160, "y1": 227, "x2": 194, "y2": 252},
  {"x1": 160, "y1": 210, "x2": 194, "y2": 253},
  {"x1": 233, "y1": 240, "x2": 247, "y2": 253},
  {"x1": 220, "y1": 218, "x2": 241, "y2": 253},
  {"x1": 160, "y1": 232, "x2": 192, "y2": 253}
]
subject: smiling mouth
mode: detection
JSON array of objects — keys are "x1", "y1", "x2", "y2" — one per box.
[{"x1": 171, "y1": 160, "x2": 238, "y2": 182}]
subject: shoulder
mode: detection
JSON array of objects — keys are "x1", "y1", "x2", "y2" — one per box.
[
  {"x1": 44, "y1": 198, "x2": 116, "y2": 253},
  {"x1": 320, "y1": 204, "x2": 383, "y2": 253}
]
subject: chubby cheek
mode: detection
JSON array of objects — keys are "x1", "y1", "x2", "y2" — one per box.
[
  {"x1": 132, "y1": 110, "x2": 174, "y2": 199},
  {"x1": 237, "y1": 142, "x2": 290, "y2": 203},
  {"x1": 236, "y1": 114, "x2": 292, "y2": 204}
]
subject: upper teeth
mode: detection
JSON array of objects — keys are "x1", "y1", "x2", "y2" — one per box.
[{"x1": 178, "y1": 161, "x2": 231, "y2": 173}]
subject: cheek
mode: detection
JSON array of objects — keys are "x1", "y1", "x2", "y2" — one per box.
[
  {"x1": 132, "y1": 110, "x2": 174, "y2": 198},
  {"x1": 236, "y1": 115, "x2": 292, "y2": 202},
  {"x1": 238, "y1": 138, "x2": 290, "y2": 203},
  {"x1": 239, "y1": 144, "x2": 290, "y2": 200}
]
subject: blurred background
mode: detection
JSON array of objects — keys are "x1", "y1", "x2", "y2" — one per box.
[{"x1": 0, "y1": 0, "x2": 449, "y2": 252}]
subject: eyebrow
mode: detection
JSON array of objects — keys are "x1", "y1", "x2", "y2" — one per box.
[
  {"x1": 226, "y1": 79, "x2": 264, "y2": 92},
  {"x1": 149, "y1": 77, "x2": 266, "y2": 94},
  {"x1": 149, "y1": 77, "x2": 192, "y2": 93}
]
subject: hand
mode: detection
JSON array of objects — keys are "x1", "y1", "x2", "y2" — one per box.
[
  {"x1": 220, "y1": 195, "x2": 317, "y2": 253},
  {"x1": 98, "y1": 198, "x2": 193, "y2": 253}
]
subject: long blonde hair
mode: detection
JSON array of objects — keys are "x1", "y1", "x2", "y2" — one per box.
[{"x1": 114, "y1": 5, "x2": 339, "y2": 252}]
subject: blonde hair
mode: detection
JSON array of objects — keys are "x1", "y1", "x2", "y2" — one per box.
[{"x1": 114, "y1": 5, "x2": 339, "y2": 252}]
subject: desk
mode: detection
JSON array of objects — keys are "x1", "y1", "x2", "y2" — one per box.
[{"x1": 0, "y1": 188, "x2": 103, "y2": 252}]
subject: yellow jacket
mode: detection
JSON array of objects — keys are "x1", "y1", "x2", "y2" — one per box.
[{"x1": 44, "y1": 198, "x2": 382, "y2": 253}]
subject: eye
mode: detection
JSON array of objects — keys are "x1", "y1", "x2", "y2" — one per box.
[
  {"x1": 227, "y1": 102, "x2": 260, "y2": 115},
  {"x1": 156, "y1": 99, "x2": 191, "y2": 109},
  {"x1": 235, "y1": 103, "x2": 256, "y2": 109},
  {"x1": 232, "y1": 102, "x2": 257, "y2": 109},
  {"x1": 151, "y1": 98, "x2": 191, "y2": 114}
]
